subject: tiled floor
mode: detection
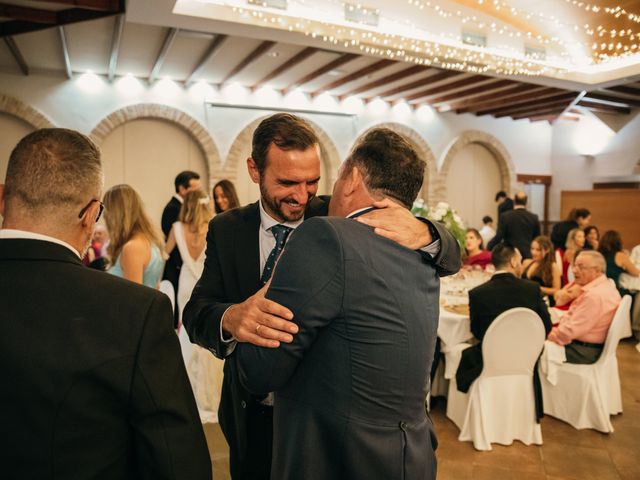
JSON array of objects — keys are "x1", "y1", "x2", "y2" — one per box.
[{"x1": 203, "y1": 339, "x2": 640, "y2": 479}]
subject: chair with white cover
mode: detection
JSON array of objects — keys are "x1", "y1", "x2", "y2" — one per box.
[
  {"x1": 540, "y1": 295, "x2": 632, "y2": 433},
  {"x1": 446, "y1": 308, "x2": 545, "y2": 451}
]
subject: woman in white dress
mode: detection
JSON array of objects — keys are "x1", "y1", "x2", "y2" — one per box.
[{"x1": 166, "y1": 189, "x2": 223, "y2": 423}]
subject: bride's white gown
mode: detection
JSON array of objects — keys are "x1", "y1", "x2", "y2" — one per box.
[{"x1": 174, "y1": 221, "x2": 224, "y2": 423}]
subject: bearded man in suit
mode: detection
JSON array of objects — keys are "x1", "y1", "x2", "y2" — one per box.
[
  {"x1": 183, "y1": 113, "x2": 461, "y2": 480},
  {"x1": 0, "y1": 128, "x2": 210, "y2": 479}
]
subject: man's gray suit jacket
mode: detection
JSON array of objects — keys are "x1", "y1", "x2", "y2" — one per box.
[{"x1": 235, "y1": 216, "x2": 439, "y2": 480}]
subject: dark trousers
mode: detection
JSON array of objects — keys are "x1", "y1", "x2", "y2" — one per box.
[
  {"x1": 230, "y1": 403, "x2": 273, "y2": 480},
  {"x1": 565, "y1": 341, "x2": 603, "y2": 364}
]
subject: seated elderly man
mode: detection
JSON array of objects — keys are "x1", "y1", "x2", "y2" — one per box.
[{"x1": 548, "y1": 250, "x2": 621, "y2": 364}]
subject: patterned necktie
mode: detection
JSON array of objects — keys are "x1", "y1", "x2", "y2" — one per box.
[{"x1": 261, "y1": 224, "x2": 293, "y2": 284}]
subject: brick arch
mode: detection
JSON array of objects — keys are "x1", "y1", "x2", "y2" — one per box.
[
  {"x1": 437, "y1": 130, "x2": 516, "y2": 202},
  {"x1": 352, "y1": 122, "x2": 438, "y2": 205},
  {"x1": 219, "y1": 115, "x2": 342, "y2": 190},
  {"x1": 0, "y1": 94, "x2": 55, "y2": 128},
  {"x1": 89, "y1": 104, "x2": 221, "y2": 180}
]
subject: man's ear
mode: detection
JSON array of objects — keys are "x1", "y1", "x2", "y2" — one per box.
[
  {"x1": 247, "y1": 157, "x2": 260, "y2": 184},
  {"x1": 343, "y1": 166, "x2": 362, "y2": 197}
]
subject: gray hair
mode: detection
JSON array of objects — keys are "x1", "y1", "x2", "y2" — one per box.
[
  {"x1": 4, "y1": 128, "x2": 103, "y2": 220},
  {"x1": 575, "y1": 250, "x2": 606, "y2": 273}
]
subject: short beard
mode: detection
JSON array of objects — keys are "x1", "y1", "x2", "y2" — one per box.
[{"x1": 259, "y1": 179, "x2": 310, "y2": 223}]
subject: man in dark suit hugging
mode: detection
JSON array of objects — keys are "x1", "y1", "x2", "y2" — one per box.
[{"x1": 235, "y1": 128, "x2": 442, "y2": 480}]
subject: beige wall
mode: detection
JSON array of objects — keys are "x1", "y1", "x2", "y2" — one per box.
[
  {"x1": 0, "y1": 113, "x2": 34, "y2": 224},
  {"x1": 100, "y1": 118, "x2": 209, "y2": 227},
  {"x1": 444, "y1": 143, "x2": 502, "y2": 230}
]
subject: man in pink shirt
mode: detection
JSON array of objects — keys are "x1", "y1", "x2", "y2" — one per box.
[{"x1": 549, "y1": 250, "x2": 621, "y2": 363}]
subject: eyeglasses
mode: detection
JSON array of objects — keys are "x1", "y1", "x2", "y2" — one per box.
[{"x1": 78, "y1": 199, "x2": 104, "y2": 223}]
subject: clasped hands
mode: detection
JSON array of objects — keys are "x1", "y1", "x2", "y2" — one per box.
[{"x1": 222, "y1": 199, "x2": 431, "y2": 348}]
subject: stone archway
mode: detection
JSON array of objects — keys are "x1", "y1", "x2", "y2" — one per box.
[
  {"x1": 89, "y1": 104, "x2": 221, "y2": 180},
  {"x1": 0, "y1": 94, "x2": 55, "y2": 128},
  {"x1": 352, "y1": 122, "x2": 439, "y2": 205},
  {"x1": 220, "y1": 115, "x2": 342, "y2": 190},
  {"x1": 437, "y1": 130, "x2": 516, "y2": 202}
]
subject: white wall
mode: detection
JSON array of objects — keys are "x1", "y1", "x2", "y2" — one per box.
[
  {"x1": 549, "y1": 111, "x2": 640, "y2": 220},
  {"x1": 9, "y1": 69, "x2": 627, "y2": 227}
]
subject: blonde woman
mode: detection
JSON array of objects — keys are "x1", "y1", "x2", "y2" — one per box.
[
  {"x1": 166, "y1": 189, "x2": 221, "y2": 423},
  {"x1": 103, "y1": 184, "x2": 166, "y2": 288}
]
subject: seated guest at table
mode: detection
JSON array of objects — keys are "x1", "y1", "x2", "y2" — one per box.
[
  {"x1": 548, "y1": 251, "x2": 621, "y2": 364},
  {"x1": 522, "y1": 235, "x2": 561, "y2": 304},
  {"x1": 479, "y1": 215, "x2": 495, "y2": 246},
  {"x1": 598, "y1": 230, "x2": 640, "y2": 295},
  {"x1": 551, "y1": 208, "x2": 591, "y2": 251},
  {"x1": 456, "y1": 244, "x2": 552, "y2": 420},
  {"x1": 562, "y1": 228, "x2": 585, "y2": 285},
  {"x1": 463, "y1": 228, "x2": 492, "y2": 269},
  {"x1": 103, "y1": 184, "x2": 166, "y2": 288},
  {"x1": 583, "y1": 225, "x2": 599, "y2": 251}
]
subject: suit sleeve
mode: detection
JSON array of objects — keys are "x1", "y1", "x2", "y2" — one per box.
[
  {"x1": 130, "y1": 293, "x2": 211, "y2": 480},
  {"x1": 487, "y1": 215, "x2": 504, "y2": 251},
  {"x1": 234, "y1": 218, "x2": 343, "y2": 395},
  {"x1": 161, "y1": 203, "x2": 178, "y2": 239},
  {"x1": 468, "y1": 290, "x2": 484, "y2": 340},
  {"x1": 425, "y1": 220, "x2": 462, "y2": 277},
  {"x1": 183, "y1": 218, "x2": 234, "y2": 359}
]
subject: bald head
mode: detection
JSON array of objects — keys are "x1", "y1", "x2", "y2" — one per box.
[{"x1": 514, "y1": 191, "x2": 528, "y2": 206}]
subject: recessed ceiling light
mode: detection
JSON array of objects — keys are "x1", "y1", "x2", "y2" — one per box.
[
  {"x1": 327, "y1": 69, "x2": 344, "y2": 76},
  {"x1": 268, "y1": 51, "x2": 281, "y2": 57}
]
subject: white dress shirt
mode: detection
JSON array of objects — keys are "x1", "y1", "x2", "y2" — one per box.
[{"x1": 0, "y1": 228, "x2": 81, "y2": 259}]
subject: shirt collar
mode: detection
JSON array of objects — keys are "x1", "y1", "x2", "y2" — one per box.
[
  {"x1": 582, "y1": 273, "x2": 608, "y2": 292},
  {"x1": 173, "y1": 193, "x2": 184, "y2": 204},
  {"x1": 0, "y1": 229, "x2": 81, "y2": 258},
  {"x1": 492, "y1": 270, "x2": 514, "y2": 277},
  {"x1": 258, "y1": 199, "x2": 304, "y2": 232},
  {"x1": 346, "y1": 206, "x2": 375, "y2": 219}
]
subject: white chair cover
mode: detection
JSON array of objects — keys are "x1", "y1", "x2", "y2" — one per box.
[
  {"x1": 540, "y1": 295, "x2": 632, "y2": 433},
  {"x1": 446, "y1": 308, "x2": 545, "y2": 451}
]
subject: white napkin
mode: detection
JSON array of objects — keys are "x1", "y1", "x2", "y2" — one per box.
[{"x1": 540, "y1": 340, "x2": 566, "y2": 385}]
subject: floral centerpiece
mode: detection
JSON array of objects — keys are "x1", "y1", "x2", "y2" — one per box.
[{"x1": 411, "y1": 199, "x2": 466, "y2": 251}]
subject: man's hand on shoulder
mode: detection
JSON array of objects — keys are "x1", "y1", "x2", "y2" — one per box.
[
  {"x1": 355, "y1": 199, "x2": 431, "y2": 250},
  {"x1": 222, "y1": 282, "x2": 298, "y2": 348}
]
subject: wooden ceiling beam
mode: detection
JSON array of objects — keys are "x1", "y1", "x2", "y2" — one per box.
[
  {"x1": 366, "y1": 69, "x2": 461, "y2": 101},
  {"x1": 107, "y1": 14, "x2": 124, "y2": 82},
  {"x1": 606, "y1": 85, "x2": 640, "y2": 97},
  {"x1": 219, "y1": 40, "x2": 275, "y2": 87},
  {"x1": 338, "y1": 65, "x2": 430, "y2": 100},
  {"x1": 33, "y1": 0, "x2": 121, "y2": 10},
  {"x1": 58, "y1": 26, "x2": 72, "y2": 79},
  {"x1": 281, "y1": 53, "x2": 359, "y2": 95},
  {"x1": 457, "y1": 87, "x2": 565, "y2": 113},
  {"x1": 577, "y1": 100, "x2": 631, "y2": 114},
  {"x1": 511, "y1": 106, "x2": 568, "y2": 120},
  {"x1": 0, "y1": 1, "x2": 124, "y2": 37},
  {"x1": 148, "y1": 27, "x2": 178, "y2": 83},
  {"x1": 185, "y1": 34, "x2": 228, "y2": 85},
  {"x1": 3, "y1": 36, "x2": 29, "y2": 75},
  {"x1": 252, "y1": 47, "x2": 317, "y2": 91},
  {"x1": 583, "y1": 92, "x2": 640, "y2": 108},
  {"x1": 404, "y1": 75, "x2": 494, "y2": 103},
  {"x1": 439, "y1": 84, "x2": 541, "y2": 111},
  {"x1": 492, "y1": 96, "x2": 576, "y2": 118},
  {"x1": 310, "y1": 59, "x2": 395, "y2": 98},
  {"x1": 482, "y1": 93, "x2": 577, "y2": 115},
  {"x1": 418, "y1": 79, "x2": 514, "y2": 105},
  {"x1": 0, "y1": 3, "x2": 57, "y2": 23}
]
